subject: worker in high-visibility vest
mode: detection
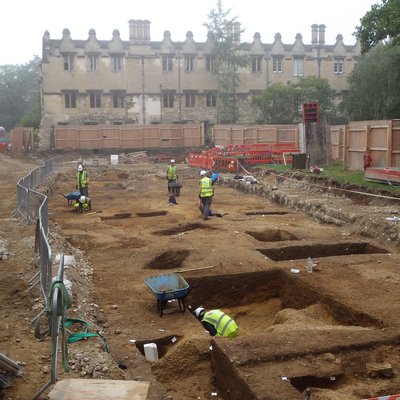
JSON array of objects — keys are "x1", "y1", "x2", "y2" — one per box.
[
  {"x1": 74, "y1": 195, "x2": 91, "y2": 213},
  {"x1": 76, "y1": 164, "x2": 89, "y2": 196},
  {"x1": 193, "y1": 307, "x2": 238, "y2": 338},
  {"x1": 167, "y1": 159, "x2": 178, "y2": 193},
  {"x1": 199, "y1": 170, "x2": 214, "y2": 220}
]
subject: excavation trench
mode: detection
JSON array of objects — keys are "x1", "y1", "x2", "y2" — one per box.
[
  {"x1": 152, "y1": 223, "x2": 210, "y2": 236},
  {"x1": 246, "y1": 228, "x2": 299, "y2": 242},
  {"x1": 100, "y1": 213, "x2": 132, "y2": 221},
  {"x1": 141, "y1": 270, "x2": 385, "y2": 400},
  {"x1": 244, "y1": 211, "x2": 290, "y2": 215},
  {"x1": 136, "y1": 211, "x2": 168, "y2": 217},
  {"x1": 146, "y1": 250, "x2": 191, "y2": 269},
  {"x1": 258, "y1": 241, "x2": 388, "y2": 261}
]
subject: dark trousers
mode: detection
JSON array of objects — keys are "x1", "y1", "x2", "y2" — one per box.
[
  {"x1": 200, "y1": 196, "x2": 212, "y2": 219},
  {"x1": 79, "y1": 186, "x2": 88, "y2": 197},
  {"x1": 168, "y1": 179, "x2": 176, "y2": 193}
]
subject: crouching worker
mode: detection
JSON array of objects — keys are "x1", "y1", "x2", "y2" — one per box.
[
  {"x1": 74, "y1": 195, "x2": 91, "y2": 213},
  {"x1": 193, "y1": 307, "x2": 238, "y2": 337}
]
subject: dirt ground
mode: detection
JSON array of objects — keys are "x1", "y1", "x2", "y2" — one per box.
[{"x1": 1, "y1": 150, "x2": 400, "y2": 400}]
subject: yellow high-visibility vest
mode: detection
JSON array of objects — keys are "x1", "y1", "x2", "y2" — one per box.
[
  {"x1": 76, "y1": 170, "x2": 88, "y2": 187},
  {"x1": 202, "y1": 310, "x2": 238, "y2": 337},
  {"x1": 167, "y1": 165, "x2": 177, "y2": 180},
  {"x1": 199, "y1": 177, "x2": 213, "y2": 197}
]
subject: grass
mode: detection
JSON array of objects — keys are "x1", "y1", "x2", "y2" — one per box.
[{"x1": 257, "y1": 161, "x2": 400, "y2": 193}]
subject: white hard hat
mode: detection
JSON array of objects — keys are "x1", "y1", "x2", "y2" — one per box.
[
  {"x1": 79, "y1": 196, "x2": 86, "y2": 203},
  {"x1": 78, "y1": 165, "x2": 83, "y2": 171},
  {"x1": 170, "y1": 159, "x2": 175, "y2": 163},
  {"x1": 194, "y1": 307, "x2": 205, "y2": 319},
  {"x1": 200, "y1": 170, "x2": 207, "y2": 176}
]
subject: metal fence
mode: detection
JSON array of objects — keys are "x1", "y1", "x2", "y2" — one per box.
[
  {"x1": 13, "y1": 159, "x2": 53, "y2": 299},
  {"x1": 12, "y1": 159, "x2": 70, "y2": 398}
]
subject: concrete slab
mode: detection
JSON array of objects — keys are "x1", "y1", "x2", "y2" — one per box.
[{"x1": 48, "y1": 379, "x2": 150, "y2": 400}]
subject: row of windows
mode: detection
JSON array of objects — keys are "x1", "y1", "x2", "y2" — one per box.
[
  {"x1": 162, "y1": 93, "x2": 216, "y2": 108},
  {"x1": 64, "y1": 92, "x2": 217, "y2": 109},
  {"x1": 64, "y1": 54, "x2": 124, "y2": 72},
  {"x1": 64, "y1": 92, "x2": 125, "y2": 108},
  {"x1": 63, "y1": 54, "x2": 345, "y2": 75}
]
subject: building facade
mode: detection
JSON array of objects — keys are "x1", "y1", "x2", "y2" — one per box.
[{"x1": 40, "y1": 20, "x2": 360, "y2": 130}]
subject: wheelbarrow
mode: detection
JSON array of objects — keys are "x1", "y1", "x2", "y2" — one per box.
[
  {"x1": 168, "y1": 180, "x2": 182, "y2": 196},
  {"x1": 145, "y1": 273, "x2": 196, "y2": 317},
  {"x1": 60, "y1": 191, "x2": 81, "y2": 206}
]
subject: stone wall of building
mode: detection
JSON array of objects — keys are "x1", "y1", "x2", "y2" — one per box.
[{"x1": 39, "y1": 20, "x2": 360, "y2": 149}]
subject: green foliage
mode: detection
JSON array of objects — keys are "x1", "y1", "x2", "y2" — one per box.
[
  {"x1": 251, "y1": 83, "x2": 298, "y2": 124},
  {"x1": 18, "y1": 92, "x2": 41, "y2": 129},
  {"x1": 356, "y1": 0, "x2": 400, "y2": 54},
  {"x1": 204, "y1": 0, "x2": 249, "y2": 123},
  {"x1": 0, "y1": 56, "x2": 40, "y2": 131},
  {"x1": 261, "y1": 161, "x2": 400, "y2": 193},
  {"x1": 340, "y1": 44, "x2": 400, "y2": 120},
  {"x1": 251, "y1": 77, "x2": 334, "y2": 124}
]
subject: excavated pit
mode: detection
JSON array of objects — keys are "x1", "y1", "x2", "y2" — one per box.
[
  {"x1": 152, "y1": 223, "x2": 210, "y2": 236},
  {"x1": 258, "y1": 241, "x2": 388, "y2": 261},
  {"x1": 245, "y1": 211, "x2": 290, "y2": 215},
  {"x1": 290, "y1": 375, "x2": 343, "y2": 392},
  {"x1": 140, "y1": 270, "x2": 385, "y2": 400},
  {"x1": 146, "y1": 250, "x2": 190, "y2": 269},
  {"x1": 246, "y1": 228, "x2": 299, "y2": 242},
  {"x1": 187, "y1": 270, "x2": 382, "y2": 328},
  {"x1": 136, "y1": 211, "x2": 168, "y2": 217},
  {"x1": 135, "y1": 335, "x2": 182, "y2": 359},
  {"x1": 183, "y1": 270, "x2": 388, "y2": 400},
  {"x1": 100, "y1": 213, "x2": 132, "y2": 221}
]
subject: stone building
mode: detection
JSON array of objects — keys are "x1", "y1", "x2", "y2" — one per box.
[{"x1": 40, "y1": 20, "x2": 360, "y2": 128}]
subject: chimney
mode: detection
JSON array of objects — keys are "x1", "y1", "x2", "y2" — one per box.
[
  {"x1": 144, "y1": 20, "x2": 151, "y2": 42},
  {"x1": 318, "y1": 24, "x2": 326, "y2": 45},
  {"x1": 311, "y1": 24, "x2": 318, "y2": 46},
  {"x1": 129, "y1": 19, "x2": 151, "y2": 44}
]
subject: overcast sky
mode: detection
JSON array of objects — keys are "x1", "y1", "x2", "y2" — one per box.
[{"x1": 1, "y1": 0, "x2": 378, "y2": 65}]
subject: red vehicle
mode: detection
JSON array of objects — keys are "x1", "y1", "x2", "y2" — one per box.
[{"x1": 0, "y1": 127, "x2": 11, "y2": 152}]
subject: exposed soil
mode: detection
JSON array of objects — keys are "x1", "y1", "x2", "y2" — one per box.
[{"x1": 1, "y1": 151, "x2": 400, "y2": 400}]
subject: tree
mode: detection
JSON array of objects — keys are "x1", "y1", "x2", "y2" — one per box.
[
  {"x1": 251, "y1": 83, "x2": 298, "y2": 124},
  {"x1": 0, "y1": 57, "x2": 40, "y2": 132},
  {"x1": 204, "y1": 0, "x2": 249, "y2": 123},
  {"x1": 251, "y1": 77, "x2": 334, "y2": 124},
  {"x1": 340, "y1": 44, "x2": 400, "y2": 120},
  {"x1": 355, "y1": 0, "x2": 400, "y2": 54}
]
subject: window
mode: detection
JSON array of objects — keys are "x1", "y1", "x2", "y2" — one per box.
[
  {"x1": 205, "y1": 56, "x2": 215, "y2": 72},
  {"x1": 293, "y1": 58, "x2": 304, "y2": 77},
  {"x1": 63, "y1": 54, "x2": 74, "y2": 71},
  {"x1": 185, "y1": 93, "x2": 195, "y2": 108},
  {"x1": 162, "y1": 56, "x2": 173, "y2": 72},
  {"x1": 89, "y1": 92, "x2": 101, "y2": 108},
  {"x1": 184, "y1": 56, "x2": 195, "y2": 72},
  {"x1": 251, "y1": 57, "x2": 262, "y2": 73},
  {"x1": 334, "y1": 58, "x2": 344, "y2": 74},
  {"x1": 111, "y1": 91, "x2": 125, "y2": 108},
  {"x1": 88, "y1": 55, "x2": 99, "y2": 71},
  {"x1": 272, "y1": 57, "x2": 283, "y2": 73},
  {"x1": 206, "y1": 93, "x2": 217, "y2": 108},
  {"x1": 163, "y1": 93, "x2": 174, "y2": 108},
  {"x1": 111, "y1": 56, "x2": 123, "y2": 72},
  {"x1": 64, "y1": 92, "x2": 76, "y2": 108}
]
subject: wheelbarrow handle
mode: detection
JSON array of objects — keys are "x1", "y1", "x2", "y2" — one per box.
[{"x1": 187, "y1": 284, "x2": 199, "y2": 295}]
